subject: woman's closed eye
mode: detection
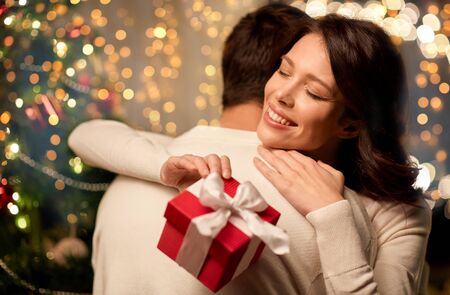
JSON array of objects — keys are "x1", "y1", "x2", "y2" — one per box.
[
  {"x1": 277, "y1": 68, "x2": 290, "y2": 77},
  {"x1": 306, "y1": 90, "x2": 325, "y2": 101}
]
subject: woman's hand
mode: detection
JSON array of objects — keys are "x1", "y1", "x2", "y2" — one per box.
[
  {"x1": 254, "y1": 146, "x2": 344, "y2": 216},
  {"x1": 160, "y1": 154, "x2": 231, "y2": 191}
]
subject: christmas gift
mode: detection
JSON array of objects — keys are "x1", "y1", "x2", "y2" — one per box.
[{"x1": 157, "y1": 172, "x2": 289, "y2": 292}]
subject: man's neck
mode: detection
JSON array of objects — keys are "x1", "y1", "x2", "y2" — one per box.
[{"x1": 219, "y1": 102, "x2": 262, "y2": 131}]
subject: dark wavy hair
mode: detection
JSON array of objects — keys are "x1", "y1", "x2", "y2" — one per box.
[
  {"x1": 221, "y1": 3, "x2": 312, "y2": 108},
  {"x1": 312, "y1": 14, "x2": 420, "y2": 204}
]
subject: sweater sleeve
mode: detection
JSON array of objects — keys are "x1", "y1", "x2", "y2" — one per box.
[
  {"x1": 68, "y1": 119, "x2": 171, "y2": 183},
  {"x1": 306, "y1": 199, "x2": 431, "y2": 294}
]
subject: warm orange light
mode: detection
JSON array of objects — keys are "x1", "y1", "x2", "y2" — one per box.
[
  {"x1": 436, "y1": 150, "x2": 447, "y2": 162},
  {"x1": 418, "y1": 97, "x2": 429, "y2": 108},
  {"x1": 417, "y1": 113, "x2": 428, "y2": 125}
]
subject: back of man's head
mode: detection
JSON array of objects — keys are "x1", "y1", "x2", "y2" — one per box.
[{"x1": 221, "y1": 3, "x2": 311, "y2": 109}]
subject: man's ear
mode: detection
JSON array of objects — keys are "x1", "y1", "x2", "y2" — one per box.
[{"x1": 337, "y1": 118, "x2": 361, "y2": 139}]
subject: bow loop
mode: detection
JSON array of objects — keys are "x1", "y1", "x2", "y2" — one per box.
[
  {"x1": 194, "y1": 173, "x2": 289, "y2": 255},
  {"x1": 233, "y1": 181, "x2": 269, "y2": 212},
  {"x1": 199, "y1": 172, "x2": 230, "y2": 210},
  {"x1": 193, "y1": 208, "x2": 231, "y2": 237}
]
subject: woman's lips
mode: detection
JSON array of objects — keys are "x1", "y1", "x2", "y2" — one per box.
[
  {"x1": 264, "y1": 107, "x2": 297, "y2": 129},
  {"x1": 265, "y1": 105, "x2": 298, "y2": 128}
]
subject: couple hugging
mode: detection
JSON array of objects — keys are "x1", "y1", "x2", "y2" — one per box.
[{"x1": 69, "y1": 3, "x2": 430, "y2": 295}]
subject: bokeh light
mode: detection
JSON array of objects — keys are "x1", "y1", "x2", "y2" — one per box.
[{"x1": 0, "y1": 1, "x2": 449, "y2": 292}]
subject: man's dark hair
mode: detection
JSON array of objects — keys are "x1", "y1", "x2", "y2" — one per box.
[{"x1": 221, "y1": 3, "x2": 311, "y2": 109}]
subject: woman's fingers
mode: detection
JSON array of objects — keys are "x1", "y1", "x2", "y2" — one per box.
[
  {"x1": 173, "y1": 156, "x2": 197, "y2": 171},
  {"x1": 170, "y1": 154, "x2": 210, "y2": 176},
  {"x1": 164, "y1": 153, "x2": 232, "y2": 188},
  {"x1": 317, "y1": 160, "x2": 335, "y2": 174},
  {"x1": 204, "y1": 154, "x2": 231, "y2": 178},
  {"x1": 184, "y1": 154, "x2": 233, "y2": 179},
  {"x1": 253, "y1": 157, "x2": 289, "y2": 191},
  {"x1": 220, "y1": 155, "x2": 232, "y2": 179},
  {"x1": 257, "y1": 146, "x2": 295, "y2": 176},
  {"x1": 161, "y1": 154, "x2": 233, "y2": 190},
  {"x1": 192, "y1": 155, "x2": 210, "y2": 177},
  {"x1": 273, "y1": 149, "x2": 311, "y2": 174},
  {"x1": 268, "y1": 147, "x2": 326, "y2": 178},
  {"x1": 160, "y1": 156, "x2": 199, "y2": 187},
  {"x1": 286, "y1": 150, "x2": 317, "y2": 170},
  {"x1": 317, "y1": 160, "x2": 345, "y2": 185}
]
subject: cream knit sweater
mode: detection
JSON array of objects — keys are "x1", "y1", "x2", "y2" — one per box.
[{"x1": 69, "y1": 120, "x2": 431, "y2": 294}]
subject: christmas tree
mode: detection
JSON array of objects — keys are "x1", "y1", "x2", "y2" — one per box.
[{"x1": 0, "y1": 0, "x2": 121, "y2": 292}]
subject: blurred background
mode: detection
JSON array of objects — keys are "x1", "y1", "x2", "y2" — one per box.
[{"x1": 0, "y1": 0, "x2": 449, "y2": 293}]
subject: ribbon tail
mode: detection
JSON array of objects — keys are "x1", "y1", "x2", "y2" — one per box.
[
  {"x1": 240, "y1": 210, "x2": 290, "y2": 255},
  {"x1": 176, "y1": 222, "x2": 214, "y2": 276},
  {"x1": 176, "y1": 208, "x2": 231, "y2": 276}
]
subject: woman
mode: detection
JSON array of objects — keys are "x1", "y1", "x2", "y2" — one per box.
[{"x1": 161, "y1": 14, "x2": 431, "y2": 294}]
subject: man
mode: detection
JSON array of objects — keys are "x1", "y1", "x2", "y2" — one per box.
[{"x1": 69, "y1": 4, "x2": 374, "y2": 294}]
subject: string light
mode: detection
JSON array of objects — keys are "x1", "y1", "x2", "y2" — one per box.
[
  {"x1": 0, "y1": 259, "x2": 91, "y2": 295},
  {"x1": 19, "y1": 153, "x2": 109, "y2": 192}
]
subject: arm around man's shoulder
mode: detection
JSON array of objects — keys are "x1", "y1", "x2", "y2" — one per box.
[
  {"x1": 68, "y1": 119, "x2": 171, "y2": 182},
  {"x1": 305, "y1": 196, "x2": 431, "y2": 294},
  {"x1": 366, "y1": 196, "x2": 432, "y2": 294}
]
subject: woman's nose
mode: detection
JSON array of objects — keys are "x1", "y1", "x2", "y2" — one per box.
[{"x1": 275, "y1": 90, "x2": 294, "y2": 108}]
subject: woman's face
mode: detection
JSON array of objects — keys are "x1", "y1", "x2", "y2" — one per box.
[{"x1": 256, "y1": 33, "x2": 348, "y2": 159}]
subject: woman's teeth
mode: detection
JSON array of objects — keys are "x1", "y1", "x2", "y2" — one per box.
[{"x1": 268, "y1": 108, "x2": 293, "y2": 126}]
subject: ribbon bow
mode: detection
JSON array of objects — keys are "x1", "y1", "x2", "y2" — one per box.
[
  {"x1": 175, "y1": 173, "x2": 290, "y2": 277},
  {"x1": 191, "y1": 172, "x2": 290, "y2": 255}
]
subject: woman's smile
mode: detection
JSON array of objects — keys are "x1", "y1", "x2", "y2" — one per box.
[{"x1": 264, "y1": 103, "x2": 298, "y2": 128}]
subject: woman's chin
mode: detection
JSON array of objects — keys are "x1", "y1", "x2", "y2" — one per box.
[{"x1": 257, "y1": 131, "x2": 284, "y2": 149}]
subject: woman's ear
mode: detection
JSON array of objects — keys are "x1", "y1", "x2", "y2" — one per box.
[{"x1": 338, "y1": 118, "x2": 361, "y2": 139}]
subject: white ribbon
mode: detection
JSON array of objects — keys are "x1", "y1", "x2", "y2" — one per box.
[{"x1": 175, "y1": 173, "x2": 289, "y2": 277}]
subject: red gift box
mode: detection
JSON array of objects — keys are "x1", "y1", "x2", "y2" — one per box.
[{"x1": 157, "y1": 174, "x2": 284, "y2": 292}]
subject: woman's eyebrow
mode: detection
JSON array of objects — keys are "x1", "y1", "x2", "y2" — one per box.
[
  {"x1": 306, "y1": 74, "x2": 334, "y2": 95},
  {"x1": 281, "y1": 55, "x2": 295, "y2": 68}
]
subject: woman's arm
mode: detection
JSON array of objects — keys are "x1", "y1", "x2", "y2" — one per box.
[
  {"x1": 306, "y1": 198, "x2": 430, "y2": 294},
  {"x1": 68, "y1": 119, "x2": 171, "y2": 183},
  {"x1": 254, "y1": 146, "x2": 431, "y2": 294}
]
